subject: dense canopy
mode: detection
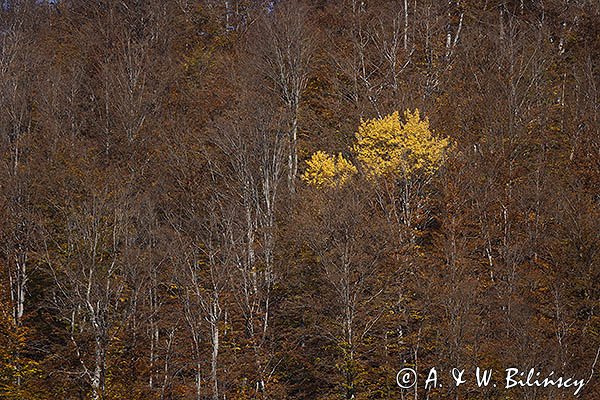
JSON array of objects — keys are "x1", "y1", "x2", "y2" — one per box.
[{"x1": 0, "y1": 1, "x2": 599, "y2": 399}]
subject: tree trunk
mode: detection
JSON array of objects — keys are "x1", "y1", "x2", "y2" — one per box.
[
  {"x1": 288, "y1": 109, "x2": 299, "y2": 193},
  {"x1": 91, "y1": 334, "x2": 106, "y2": 400},
  {"x1": 210, "y1": 318, "x2": 219, "y2": 400}
]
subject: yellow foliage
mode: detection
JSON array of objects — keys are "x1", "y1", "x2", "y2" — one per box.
[
  {"x1": 302, "y1": 110, "x2": 451, "y2": 189},
  {"x1": 301, "y1": 151, "x2": 357, "y2": 188},
  {"x1": 353, "y1": 109, "x2": 450, "y2": 178}
]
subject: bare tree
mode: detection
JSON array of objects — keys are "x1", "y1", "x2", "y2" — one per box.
[
  {"x1": 170, "y1": 196, "x2": 233, "y2": 400},
  {"x1": 253, "y1": 0, "x2": 313, "y2": 193},
  {"x1": 0, "y1": 7, "x2": 36, "y2": 331},
  {"x1": 45, "y1": 182, "x2": 133, "y2": 400},
  {"x1": 301, "y1": 185, "x2": 392, "y2": 399},
  {"x1": 210, "y1": 92, "x2": 287, "y2": 397}
]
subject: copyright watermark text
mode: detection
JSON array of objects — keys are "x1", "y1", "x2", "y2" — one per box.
[{"x1": 396, "y1": 367, "x2": 586, "y2": 396}]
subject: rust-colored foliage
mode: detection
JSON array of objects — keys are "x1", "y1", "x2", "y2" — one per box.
[{"x1": 0, "y1": 1, "x2": 598, "y2": 399}]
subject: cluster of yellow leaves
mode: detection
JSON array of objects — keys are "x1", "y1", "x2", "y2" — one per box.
[
  {"x1": 301, "y1": 110, "x2": 451, "y2": 188},
  {"x1": 354, "y1": 109, "x2": 450, "y2": 178},
  {"x1": 301, "y1": 151, "x2": 357, "y2": 188}
]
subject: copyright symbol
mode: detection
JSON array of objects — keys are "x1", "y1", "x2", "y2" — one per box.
[{"x1": 396, "y1": 368, "x2": 417, "y2": 389}]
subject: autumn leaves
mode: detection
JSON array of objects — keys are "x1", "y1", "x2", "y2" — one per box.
[{"x1": 301, "y1": 109, "x2": 452, "y2": 188}]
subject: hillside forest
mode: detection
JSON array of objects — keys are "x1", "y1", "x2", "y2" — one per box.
[{"x1": 1, "y1": 0, "x2": 600, "y2": 399}]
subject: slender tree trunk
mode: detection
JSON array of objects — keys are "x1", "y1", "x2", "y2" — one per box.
[
  {"x1": 403, "y1": 0, "x2": 409, "y2": 50},
  {"x1": 210, "y1": 317, "x2": 219, "y2": 400},
  {"x1": 149, "y1": 283, "x2": 158, "y2": 389},
  {"x1": 91, "y1": 334, "x2": 106, "y2": 400},
  {"x1": 288, "y1": 106, "x2": 299, "y2": 193},
  {"x1": 160, "y1": 328, "x2": 175, "y2": 400}
]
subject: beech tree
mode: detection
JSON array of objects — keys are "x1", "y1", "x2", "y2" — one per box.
[
  {"x1": 253, "y1": 0, "x2": 313, "y2": 192},
  {"x1": 299, "y1": 185, "x2": 394, "y2": 400}
]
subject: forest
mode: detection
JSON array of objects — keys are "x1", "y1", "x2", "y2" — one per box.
[{"x1": 0, "y1": 0, "x2": 599, "y2": 399}]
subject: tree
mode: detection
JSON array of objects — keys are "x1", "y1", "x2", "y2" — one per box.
[
  {"x1": 298, "y1": 185, "x2": 394, "y2": 400},
  {"x1": 353, "y1": 109, "x2": 450, "y2": 178},
  {"x1": 303, "y1": 109, "x2": 451, "y2": 238},
  {"x1": 45, "y1": 179, "x2": 133, "y2": 400},
  {"x1": 301, "y1": 151, "x2": 357, "y2": 188},
  {"x1": 252, "y1": 0, "x2": 314, "y2": 192}
]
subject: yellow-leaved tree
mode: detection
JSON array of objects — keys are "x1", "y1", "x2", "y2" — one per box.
[
  {"x1": 353, "y1": 109, "x2": 450, "y2": 178},
  {"x1": 301, "y1": 151, "x2": 357, "y2": 188},
  {"x1": 302, "y1": 109, "x2": 452, "y2": 237},
  {"x1": 302, "y1": 109, "x2": 450, "y2": 186}
]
